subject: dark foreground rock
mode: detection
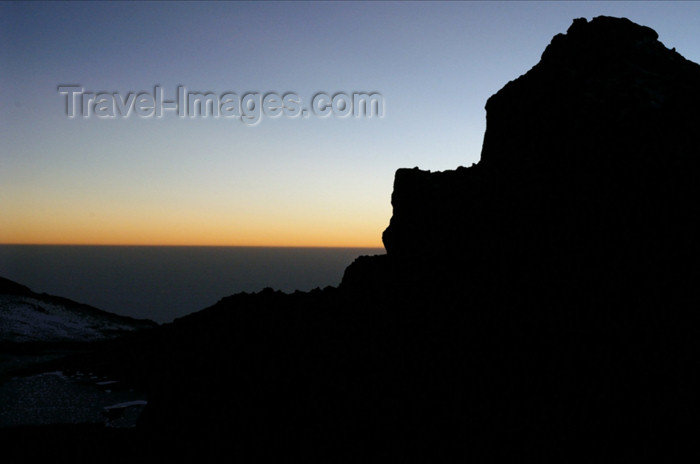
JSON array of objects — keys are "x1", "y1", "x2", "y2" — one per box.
[
  {"x1": 134, "y1": 16, "x2": 700, "y2": 461},
  {"x1": 5, "y1": 16, "x2": 699, "y2": 461}
]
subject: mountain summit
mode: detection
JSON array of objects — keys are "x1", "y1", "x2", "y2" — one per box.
[
  {"x1": 376, "y1": 15, "x2": 700, "y2": 294},
  {"x1": 482, "y1": 16, "x2": 700, "y2": 170}
]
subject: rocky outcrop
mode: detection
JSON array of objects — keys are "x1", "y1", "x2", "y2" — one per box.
[
  {"x1": 359, "y1": 16, "x2": 700, "y2": 299},
  {"x1": 140, "y1": 16, "x2": 700, "y2": 460},
  {"x1": 337, "y1": 18, "x2": 700, "y2": 456},
  {"x1": 482, "y1": 17, "x2": 700, "y2": 170}
]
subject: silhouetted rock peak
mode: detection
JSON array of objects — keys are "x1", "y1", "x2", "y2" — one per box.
[
  {"x1": 545, "y1": 16, "x2": 658, "y2": 62},
  {"x1": 481, "y1": 16, "x2": 700, "y2": 171},
  {"x1": 376, "y1": 15, "x2": 700, "y2": 273}
]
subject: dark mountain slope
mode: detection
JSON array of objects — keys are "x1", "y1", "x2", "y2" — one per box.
[{"x1": 129, "y1": 17, "x2": 700, "y2": 460}]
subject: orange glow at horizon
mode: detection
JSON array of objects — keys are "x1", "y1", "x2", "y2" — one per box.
[
  {"x1": 1, "y1": 172, "x2": 390, "y2": 247},
  {"x1": 1, "y1": 210, "x2": 386, "y2": 248}
]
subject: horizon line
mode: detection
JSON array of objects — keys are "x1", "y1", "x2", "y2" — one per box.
[{"x1": 0, "y1": 243, "x2": 386, "y2": 249}]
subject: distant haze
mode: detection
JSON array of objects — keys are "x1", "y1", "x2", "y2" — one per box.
[{"x1": 0, "y1": 246, "x2": 384, "y2": 323}]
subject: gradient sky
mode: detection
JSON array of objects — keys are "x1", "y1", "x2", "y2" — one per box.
[{"x1": 2, "y1": 1, "x2": 699, "y2": 247}]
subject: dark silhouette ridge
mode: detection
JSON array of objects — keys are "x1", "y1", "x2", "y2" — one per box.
[
  {"x1": 5, "y1": 16, "x2": 699, "y2": 461},
  {"x1": 0, "y1": 276, "x2": 33, "y2": 296},
  {"x1": 139, "y1": 16, "x2": 700, "y2": 460},
  {"x1": 378, "y1": 15, "x2": 700, "y2": 264}
]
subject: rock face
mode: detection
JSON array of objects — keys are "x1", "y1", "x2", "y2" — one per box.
[
  {"x1": 373, "y1": 16, "x2": 700, "y2": 297},
  {"x1": 143, "y1": 16, "x2": 698, "y2": 460},
  {"x1": 482, "y1": 16, "x2": 700, "y2": 171},
  {"x1": 338, "y1": 16, "x2": 700, "y2": 456}
]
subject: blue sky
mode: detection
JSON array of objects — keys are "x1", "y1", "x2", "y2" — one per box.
[{"x1": 2, "y1": 1, "x2": 699, "y2": 246}]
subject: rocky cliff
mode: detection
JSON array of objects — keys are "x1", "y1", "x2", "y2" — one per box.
[
  {"x1": 347, "y1": 16, "x2": 700, "y2": 305},
  {"x1": 138, "y1": 16, "x2": 697, "y2": 459}
]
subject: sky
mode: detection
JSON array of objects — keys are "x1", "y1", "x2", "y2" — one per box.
[{"x1": 1, "y1": 1, "x2": 699, "y2": 247}]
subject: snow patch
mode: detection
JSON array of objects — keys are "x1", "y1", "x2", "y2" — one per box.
[
  {"x1": 104, "y1": 400, "x2": 148, "y2": 410},
  {"x1": 95, "y1": 380, "x2": 119, "y2": 386},
  {"x1": 0, "y1": 295, "x2": 144, "y2": 343}
]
